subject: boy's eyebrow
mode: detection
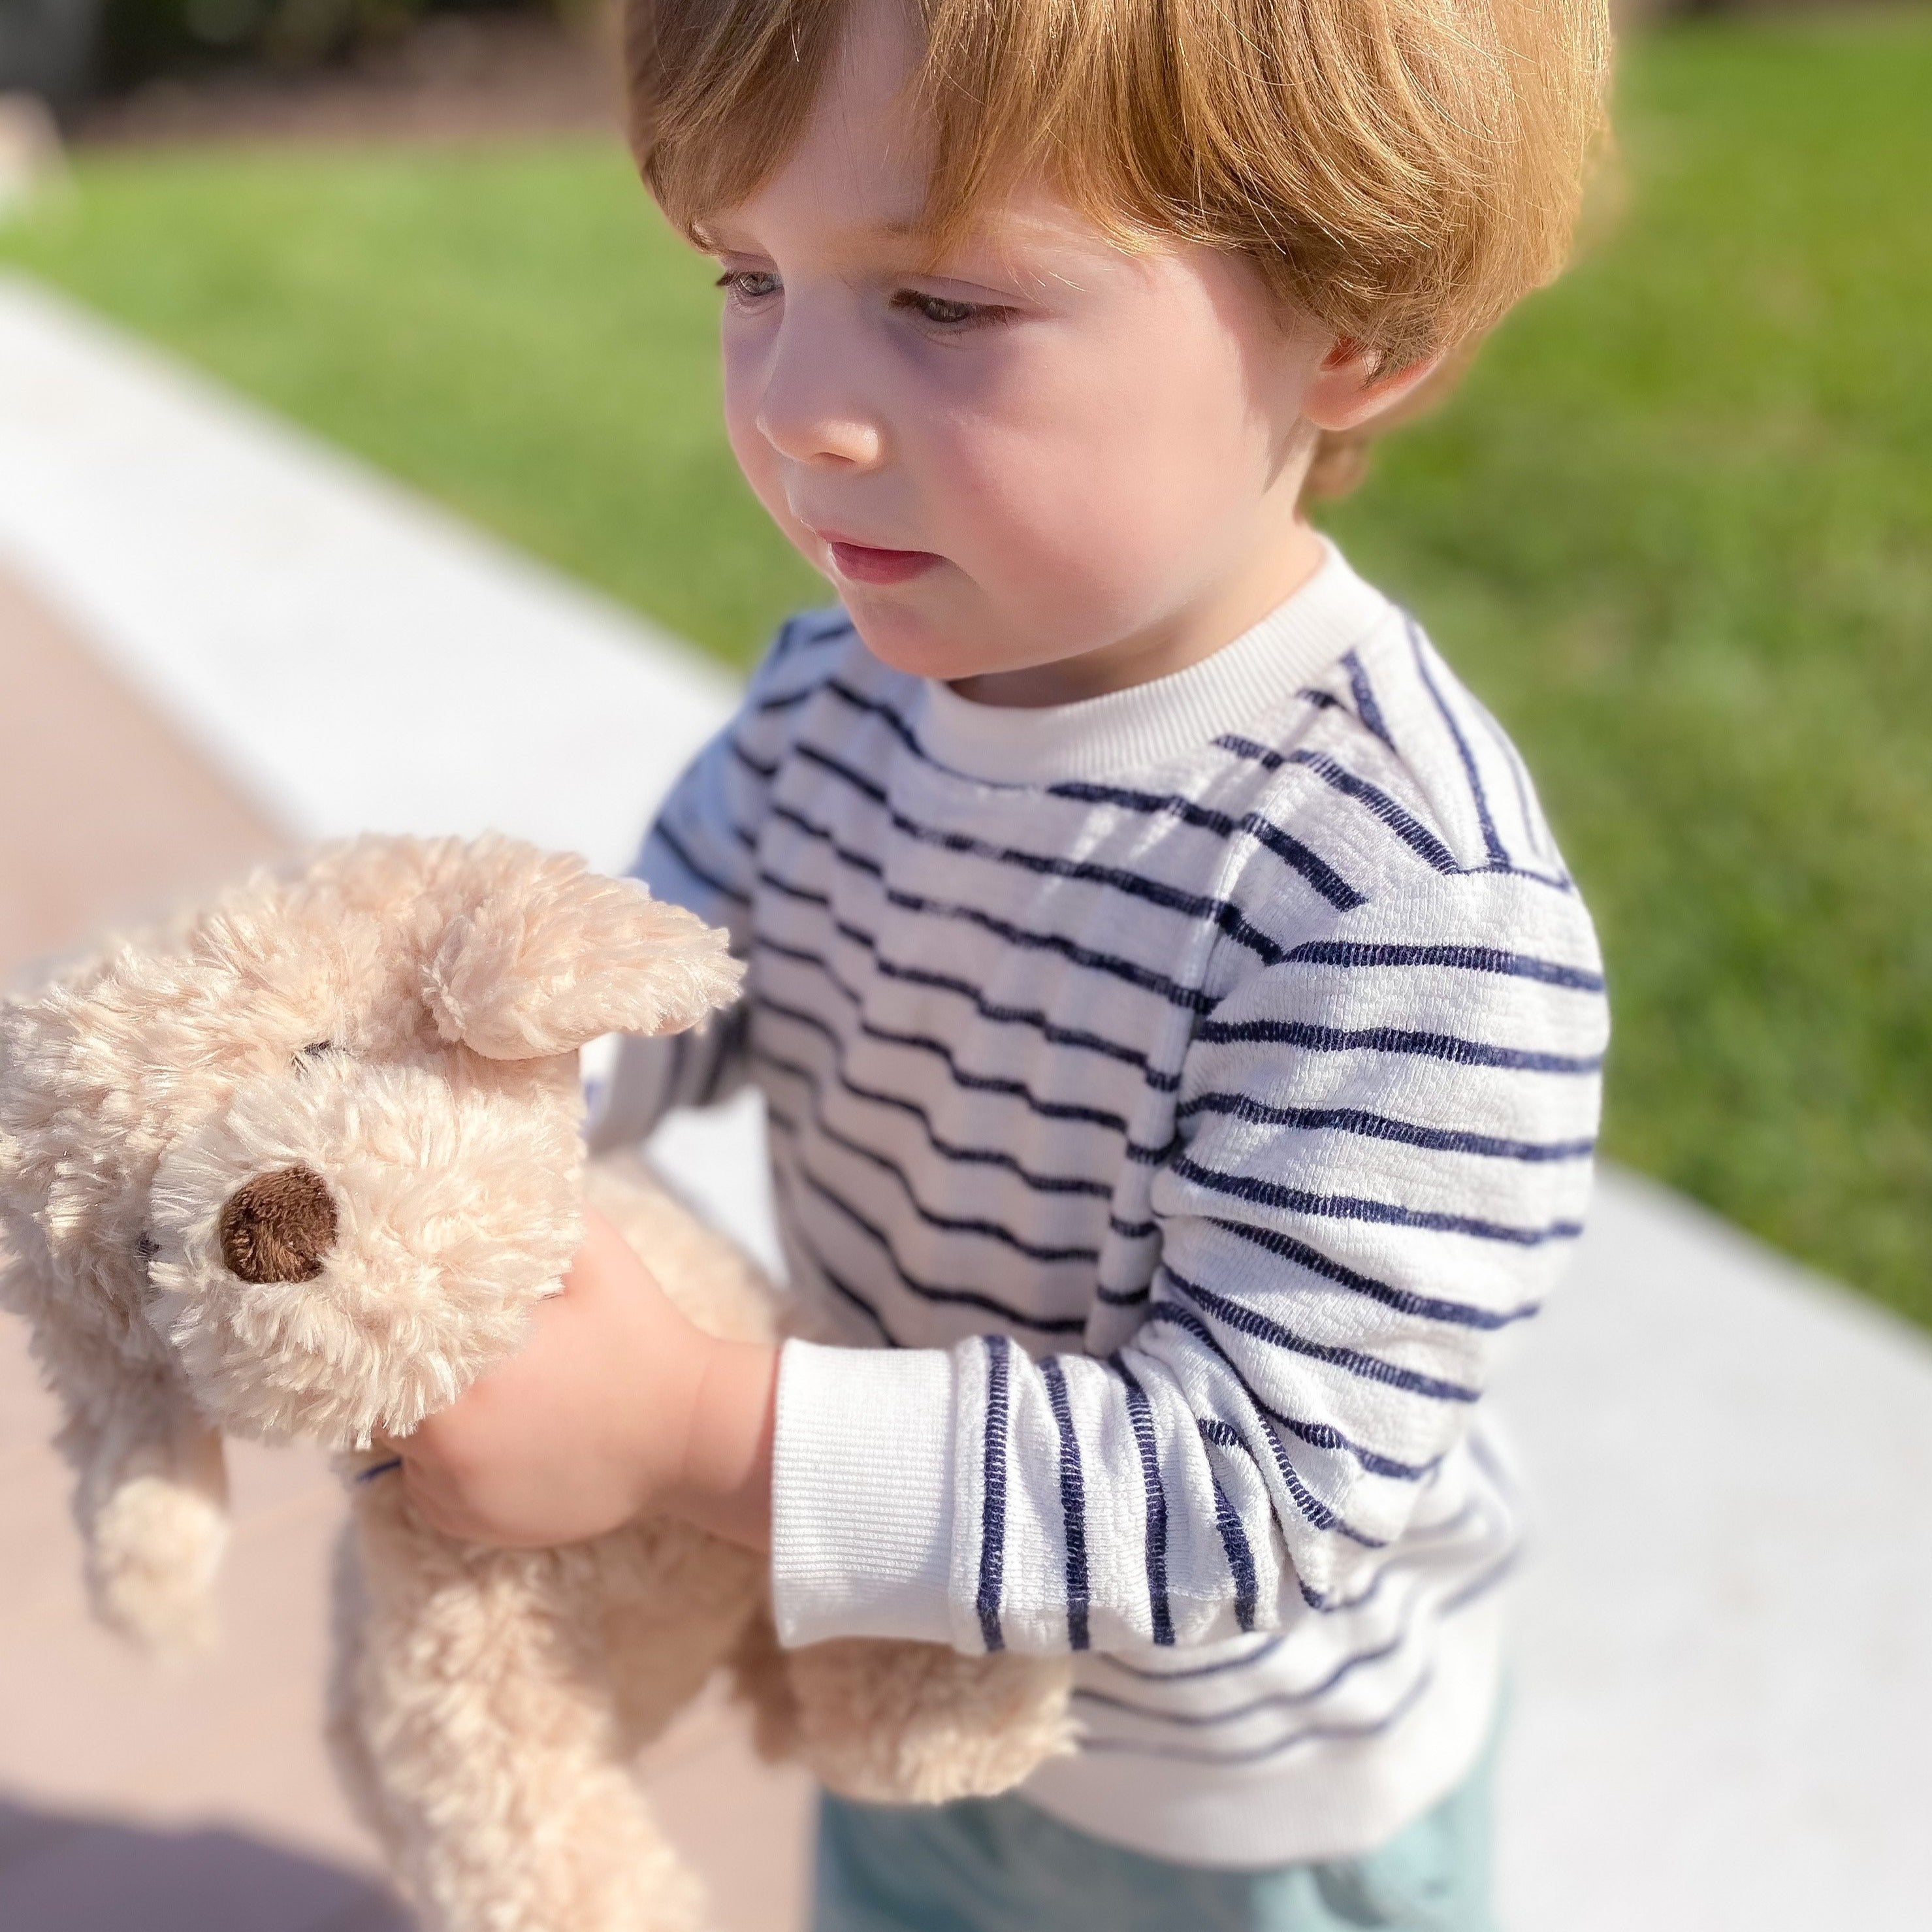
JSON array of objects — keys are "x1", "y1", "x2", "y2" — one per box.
[{"x1": 701, "y1": 214, "x2": 941, "y2": 254}]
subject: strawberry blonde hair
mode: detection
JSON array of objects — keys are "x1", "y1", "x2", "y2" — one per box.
[{"x1": 624, "y1": 0, "x2": 1611, "y2": 495}]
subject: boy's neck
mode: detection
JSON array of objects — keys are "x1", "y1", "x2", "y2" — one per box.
[{"x1": 946, "y1": 518, "x2": 1328, "y2": 709}]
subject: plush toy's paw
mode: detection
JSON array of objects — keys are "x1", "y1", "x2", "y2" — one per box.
[
  {"x1": 786, "y1": 1639, "x2": 1077, "y2": 1805},
  {"x1": 88, "y1": 1471, "x2": 229, "y2": 1656}
]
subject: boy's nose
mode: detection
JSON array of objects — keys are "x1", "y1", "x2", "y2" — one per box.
[
  {"x1": 754, "y1": 324, "x2": 886, "y2": 468},
  {"x1": 757, "y1": 393, "x2": 884, "y2": 469},
  {"x1": 217, "y1": 1165, "x2": 339, "y2": 1283}
]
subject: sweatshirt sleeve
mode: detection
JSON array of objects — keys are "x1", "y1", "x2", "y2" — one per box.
[
  {"x1": 769, "y1": 863, "x2": 1607, "y2": 1652},
  {"x1": 587, "y1": 611, "x2": 835, "y2": 1155}
]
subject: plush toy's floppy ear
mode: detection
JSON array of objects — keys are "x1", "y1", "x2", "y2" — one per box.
[
  {"x1": 1, "y1": 1248, "x2": 229, "y2": 1656},
  {"x1": 421, "y1": 852, "x2": 743, "y2": 1061}
]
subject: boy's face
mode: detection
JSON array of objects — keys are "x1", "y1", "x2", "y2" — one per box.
[{"x1": 703, "y1": 0, "x2": 1362, "y2": 701}]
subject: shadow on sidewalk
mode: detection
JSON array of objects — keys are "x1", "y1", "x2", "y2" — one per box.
[{"x1": 0, "y1": 1795, "x2": 411, "y2": 1932}]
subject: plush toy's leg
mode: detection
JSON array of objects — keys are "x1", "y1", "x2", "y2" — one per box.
[
  {"x1": 601, "y1": 1518, "x2": 764, "y2": 1752},
  {"x1": 61, "y1": 1370, "x2": 229, "y2": 1656},
  {"x1": 782, "y1": 1638, "x2": 1080, "y2": 1805},
  {"x1": 337, "y1": 1483, "x2": 709, "y2": 1932}
]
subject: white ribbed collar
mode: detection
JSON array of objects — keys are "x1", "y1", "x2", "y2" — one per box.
[{"x1": 906, "y1": 539, "x2": 1390, "y2": 786}]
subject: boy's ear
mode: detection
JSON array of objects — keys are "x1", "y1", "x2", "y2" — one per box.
[
  {"x1": 1302, "y1": 338, "x2": 1457, "y2": 437},
  {"x1": 423, "y1": 860, "x2": 743, "y2": 1061}
]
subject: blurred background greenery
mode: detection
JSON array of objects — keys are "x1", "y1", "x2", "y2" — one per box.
[{"x1": 2, "y1": 10, "x2": 1927, "y2": 1324}]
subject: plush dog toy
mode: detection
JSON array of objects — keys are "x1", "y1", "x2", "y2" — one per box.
[{"x1": 0, "y1": 833, "x2": 1071, "y2": 1932}]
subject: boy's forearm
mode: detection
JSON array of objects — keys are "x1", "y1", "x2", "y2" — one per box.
[{"x1": 666, "y1": 1336, "x2": 780, "y2": 1552}]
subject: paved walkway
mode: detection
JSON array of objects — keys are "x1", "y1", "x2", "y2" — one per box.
[{"x1": 2, "y1": 271, "x2": 1930, "y2": 1929}]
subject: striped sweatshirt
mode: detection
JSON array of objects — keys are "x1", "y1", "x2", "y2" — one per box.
[{"x1": 591, "y1": 540, "x2": 1608, "y2": 1865}]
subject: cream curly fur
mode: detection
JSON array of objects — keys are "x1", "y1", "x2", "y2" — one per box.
[{"x1": 0, "y1": 833, "x2": 1073, "y2": 1932}]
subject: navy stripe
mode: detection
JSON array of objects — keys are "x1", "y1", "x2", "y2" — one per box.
[
  {"x1": 753, "y1": 970, "x2": 1138, "y2": 1135},
  {"x1": 1195, "y1": 1014, "x2": 1604, "y2": 1076},
  {"x1": 1438, "y1": 1547, "x2": 1519, "y2": 1615},
  {"x1": 775, "y1": 609, "x2": 856, "y2": 656},
  {"x1": 648, "y1": 818, "x2": 748, "y2": 909},
  {"x1": 1176, "y1": 1089, "x2": 1596, "y2": 1165},
  {"x1": 1198, "y1": 1429, "x2": 1259, "y2": 1633},
  {"x1": 1281, "y1": 939, "x2": 1604, "y2": 993},
  {"x1": 1110, "y1": 1354, "x2": 1176, "y2": 1645},
  {"x1": 1170, "y1": 1152, "x2": 1584, "y2": 1247},
  {"x1": 1210, "y1": 737, "x2": 1461, "y2": 876},
  {"x1": 1344, "y1": 650, "x2": 1397, "y2": 751},
  {"x1": 1101, "y1": 1634, "x2": 1285, "y2": 1681},
  {"x1": 1078, "y1": 1662, "x2": 1435, "y2": 1767},
  {"x1": 762, "y1": 1157, "x2": 903, "y2": 1346},
  {"x1": 1078, "y1": 1629, "x2": 1409, "y2": 1728},
  {"x1": 1146, "y1": 1302, "x2": 1440, "y2": 1481},
  {"x1": 1161, "y1": 1264, "x2": 1481, "y2": 1404},
  {"x1": 754, "y1": 920, "x2": 1177, "y2": 1086},
  {"x1": 1403, "y1": 619, "x2": 1573, "y2": 892},
  {"x1": 977, "y1": 1336, "x2": 1011, "y2": 1653},
  {"x1": 1289, "y1": 751, "x2": 1461, "y2": 873},
  {"x1": 688, "y1": 1004, "x2": 749, "y2": 1109},
  {"x1": 1300, "y1": 1495, "x2": 1497, "y2": 1616},
  {"x1": 1206, "y1": 1216, "x2": 1541, "y2": 1332},
  {"x1": 759, "y1": 853, "x2": 1215, "y2": 1013},
  {"x1": 1404, "y1": 619, "x2": 1507, "y2": 869},
  {"x1": 793, "y1": 1164, "x2": 1089, "y2": 1336},
  {"x1": 662, "y1": 1026, "x2": 690, "y2": 1112},
  {"x1": 822, "y1": 675, "x2": 934, "y2": 762},
  {"x1": 748, "y1": 683, "x2": 817, "y2": 715},
  {"x1": 1043, "y1": 779, "x2": 1364, "y2": 913},
  {"x1": 753, "y1": 1032, "x2": 1119, "y2": 1198},
  {"x1": 726, "y1": 732, "x2": 780, "y2": 781},
  {"x1": 752, "y1": 1046, "x2": 1104, "y2": 1263},
  {"x1": 773, "y1": 769, "x2": 1337, "y2": 951},
  {"x1": 1040, "y1": 1357, "x2": 1093, "y2": 1651},
  {"x1": 1209, "y1": 1405, "x2": 1387, "y2": 1551},
  {"x1": 1478, "y1": 702, "x2": 1546, "y2": 863}
]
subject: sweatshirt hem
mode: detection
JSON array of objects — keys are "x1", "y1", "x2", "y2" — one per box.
[{"x1": 1014, "y1": 1596, "x2": 1505, "y2": 1868}]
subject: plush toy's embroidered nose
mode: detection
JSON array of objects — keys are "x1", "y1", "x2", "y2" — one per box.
[{"x1": 218, "y1": 1165, "x2": 339, "y2": 1283}]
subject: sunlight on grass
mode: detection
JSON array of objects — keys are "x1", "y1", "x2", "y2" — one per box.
[{"x1": 5, "y1": 15, "x2": 1929, "y2": 1319}]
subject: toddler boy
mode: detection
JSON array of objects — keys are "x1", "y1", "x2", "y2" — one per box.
[{"x1": 395, "y1": 0, "x2": 1613, "y2": 1923}]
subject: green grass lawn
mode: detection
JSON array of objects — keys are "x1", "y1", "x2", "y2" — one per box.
[{"x1": 5, "y1": 15, "x2": 1930, "y2": 1322}]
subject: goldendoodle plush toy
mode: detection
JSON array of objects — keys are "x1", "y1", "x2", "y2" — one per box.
[{"x1": 0, "y1": 833, "x2": 1071, "y2": 1932}]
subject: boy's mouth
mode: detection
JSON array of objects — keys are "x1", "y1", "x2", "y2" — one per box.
[{"x1": 818, "y1": 532, "x2": 941, "y2": 587}]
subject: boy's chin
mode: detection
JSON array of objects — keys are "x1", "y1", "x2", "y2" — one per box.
[{"x1": 838, "y1": 585, "x2": 1001, "y2": 687}]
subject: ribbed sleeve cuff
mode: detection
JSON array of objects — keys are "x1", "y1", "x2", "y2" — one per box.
[{"x1": 769, "y1": 1338, "x2": 958, "y2": 1648}]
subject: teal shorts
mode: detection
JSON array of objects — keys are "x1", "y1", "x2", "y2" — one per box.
[
  {"x1": 811, "y1": 1741, "x2": 1497, "y2": 1932},
  {"x1": 807, "y1": 1739, "x2": 1499, "y2": 1932}
]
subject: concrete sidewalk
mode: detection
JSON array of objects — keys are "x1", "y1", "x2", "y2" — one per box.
[{"x1": 3, "y1": 270, "x2": 1930, "y2": 1930}]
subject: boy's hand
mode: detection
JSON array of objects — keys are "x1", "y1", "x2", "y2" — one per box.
[{"x1": 386, "y1": 1204, "x2": 778, "y2": 1553}]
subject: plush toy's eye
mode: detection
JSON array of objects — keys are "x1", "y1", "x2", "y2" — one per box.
[
  {"x1": 135, "y1": 1232, "x2": 159, "y2": 1264},
  {"x1": 302, "y1": 1041, "x2": 338, "y2": 1058}
]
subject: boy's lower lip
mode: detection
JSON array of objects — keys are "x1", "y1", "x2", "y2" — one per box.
[{"x1": 826, "y1": 540, "x2": 941, "y2": 585}]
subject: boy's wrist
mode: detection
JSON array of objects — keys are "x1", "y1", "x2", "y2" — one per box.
[{"x1": 661, "y1": 1333, "x2": 779, "y2": 1552}]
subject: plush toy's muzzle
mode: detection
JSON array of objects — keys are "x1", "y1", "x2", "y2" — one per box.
[{"x1": 144, "y1": 1048, "x2": 585, "y2": 1451}]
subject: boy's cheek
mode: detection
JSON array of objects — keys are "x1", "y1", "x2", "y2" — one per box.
[{"x1": 722, "y1": 406, "x2": 826, "y2": 576}]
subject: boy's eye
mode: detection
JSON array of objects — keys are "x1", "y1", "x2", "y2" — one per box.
[
  {"x1": 891, "y1": 289, "x2": 1012, "y2": 332},
  {"x1": 715, "y1": 268, "x2": 781, "y2": 307}
]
